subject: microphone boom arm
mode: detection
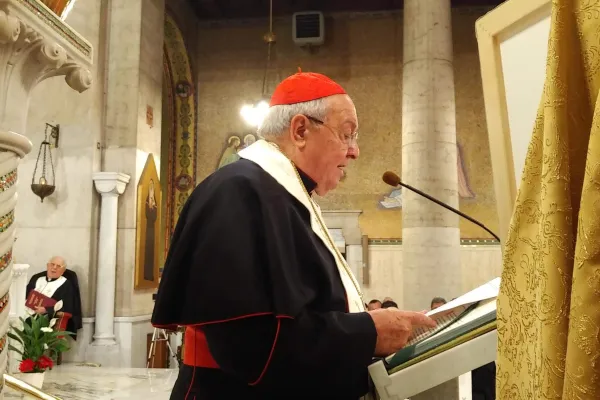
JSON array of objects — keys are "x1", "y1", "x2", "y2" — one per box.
[{"x1": 397, "y1": 181, "x2": 501, "y2": 242}]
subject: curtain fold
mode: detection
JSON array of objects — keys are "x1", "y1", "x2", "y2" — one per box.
[{"x1": 496, "y1": 0, "x2": 600, "y2": 399}]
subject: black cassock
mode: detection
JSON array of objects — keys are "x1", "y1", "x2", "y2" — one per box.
[
  {"x1": 26, "y1": 270, "x2": 83, "y2": 340},
  {"x1": 472, "y1": 362, "x2": 496, "y2": 400},
  {"x1": 152, "y1": 159, "x2": 377, "y2": 400}
]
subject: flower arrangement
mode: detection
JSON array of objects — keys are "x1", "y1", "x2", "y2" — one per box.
[{"x1": 8, "y1": 300, "x2": 74, "y2": 373}]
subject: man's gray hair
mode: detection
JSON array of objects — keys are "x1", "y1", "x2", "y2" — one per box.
[
  {"x1": 257, "y1": 98, "x2": 330, "y2": 139},
  {"x1": 49, "y1": 255, "x2": 67, "y2": 268}
]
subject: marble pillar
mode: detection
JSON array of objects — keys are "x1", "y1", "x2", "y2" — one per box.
[
  {"x1": 8, "y1": 263, "x2": 28, "y2": 374},
  {"x1": 0, "y1": 0, "x2": 92, "y2": 389},
  {"x1": 401, "y1": 1, "x2": 462, "y2": 398},
  {"x1": 90, "y1": 172, "x2": 130, "y2": 347},
  {"x1": 401, "y1": 0, "x2": 461, "y2": 310},
  {"x1": 8, "y1": 264, "x2": 29, "y2": 320}
]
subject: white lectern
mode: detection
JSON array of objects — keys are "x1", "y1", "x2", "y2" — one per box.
[{"x1": 369, "y1": 330, "x2": 497, "y2": 400}]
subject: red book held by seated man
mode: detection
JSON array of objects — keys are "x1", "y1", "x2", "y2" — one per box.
[{"x1": 26, "y1": 290, "x2": 57, "y2": 310}]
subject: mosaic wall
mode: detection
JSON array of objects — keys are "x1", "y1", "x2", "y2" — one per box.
[
  {"x1": 162, "y1": 12, "x2": 198, "y2": 247},
  {"x1": 194, "y1": 9, "x2": 498, "y2": 239}
]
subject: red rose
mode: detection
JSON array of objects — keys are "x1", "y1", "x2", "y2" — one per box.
[
  {"x1": 36, "y1": 356, "x2": 53, "y2": 370},
  {"x1": 19, "y1": 359, "x2": 35, "y2": 373}
]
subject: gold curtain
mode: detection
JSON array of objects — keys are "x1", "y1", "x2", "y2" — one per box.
[{"x1": 496, "y1": 0, "x2": 600, "y2": 399}]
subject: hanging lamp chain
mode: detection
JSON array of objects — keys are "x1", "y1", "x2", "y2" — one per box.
[
  {"x1": 41, "y1": 127, "x2": 48, "y2": 181},
  {"x1": 261, "y1": 0, "x2": 275, "y2": 99},
  {"x1": 31, "y1": 124, "x2": 56, "y2": 185}
]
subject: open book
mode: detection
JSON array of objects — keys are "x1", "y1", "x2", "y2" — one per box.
[{"x1": 385, "y1": 277, "x2": 500, "y2": 369}]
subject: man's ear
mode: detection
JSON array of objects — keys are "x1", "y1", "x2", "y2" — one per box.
[{"x1": 289, "y1": 114, "x2": 309, "y2": 148}]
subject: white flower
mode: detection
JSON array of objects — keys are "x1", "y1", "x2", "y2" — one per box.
[
  {"x1": 54, "y1": 300, "x2": 63, "y2": 312},
  {"x1": 44, "y1": 344, "x2": 48, "y2": 350},
  {"x1": 49, "y1": 318, "x2": 57, "y2": 328},
  {"x1": 41, "y1": 327, "x2": 53, "y2": 333}
]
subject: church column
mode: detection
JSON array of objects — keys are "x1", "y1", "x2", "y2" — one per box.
[
  {"x1": 0, "y1": 0, "x2": 92, "y2": 387},
  {"x1": 8, "y1": 263, "x2": 29, "y2": 373},
  {"x1": 401, "y1": 0, "x2": 461, "y2": 311},
  {"x1": 9, "y1": 264, "x2": 30, "y2": 321},
  {"x1": 91, "y1": 172, "x2": 130, "y2": 346},
  {"x1": 401, "y1": 1, "x2": 464, "y2": 398}
]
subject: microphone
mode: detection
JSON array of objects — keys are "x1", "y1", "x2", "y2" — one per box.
[{"x1": 382, "y1": 171, "x2": 501, "y2": 242}]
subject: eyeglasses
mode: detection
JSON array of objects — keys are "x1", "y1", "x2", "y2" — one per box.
[{"x1": 304, "y1": 115, "x2": 359, "y2": 146}]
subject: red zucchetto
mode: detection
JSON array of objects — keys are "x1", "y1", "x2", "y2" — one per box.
[{"x1": 269, "y1": 71, "x2": 347, "y2": 106}]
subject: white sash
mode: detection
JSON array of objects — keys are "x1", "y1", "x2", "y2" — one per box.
[
  {"x1": 239, "y1": 140, "x2": 364, "y2": 313},
  {"x1": 34, "y1": 276, "x2": 66, "y2": 298}
]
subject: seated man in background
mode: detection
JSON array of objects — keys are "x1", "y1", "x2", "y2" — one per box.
[
  {"x1": 367, "y1": 299, "x2": 382, "y2": 310},
  {"x1": 430, "y1": 297, "x2": 447, "y2": 310},
  {"x1": 25, "y1": 256, "x2": 83, "y2": 339},
  {"x1": 382, "y1": 300, "x2": 398, "y2": 309}
]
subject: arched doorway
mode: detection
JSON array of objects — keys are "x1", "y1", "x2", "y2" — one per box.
[{"x1": 160, "y1": 12, "x2": 198, "y2": 261}]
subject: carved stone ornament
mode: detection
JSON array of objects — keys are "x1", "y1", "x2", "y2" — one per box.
[{"x1": 0, "y1": 0, "x2": 93, "y2": 134}]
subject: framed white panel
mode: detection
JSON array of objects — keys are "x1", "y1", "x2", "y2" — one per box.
[
  {"x1": 476, "y1": 0, "x2": 551, "y2": 244},
  {"x1": 500, "y1": 16, "x2": 550, "y2": 185}
]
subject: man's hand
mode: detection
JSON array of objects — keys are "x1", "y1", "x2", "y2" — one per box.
[
  {"x1": 34, "y1": 306, "x2": 46, "y2": 314},
  {"x1": 368, "y1": 308, "x2": 436, "y2": 356}
]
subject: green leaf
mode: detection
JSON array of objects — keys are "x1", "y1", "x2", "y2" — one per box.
[
  {"x1": 7, "y1": 332, "x2": 23, "y2": 345},
  {"x1": 7, "y1": 344, "x2": 23, "y2": 356}
]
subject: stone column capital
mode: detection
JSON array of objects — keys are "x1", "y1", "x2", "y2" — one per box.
[
  {"x1": 11, "y1": 263, "x2": 29, "y2": 277},
  {"x1": 92, "y1": 172, "x2": 130, "y2": 196}
]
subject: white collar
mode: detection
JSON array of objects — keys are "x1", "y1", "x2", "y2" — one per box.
[{"x1": 238, "y1": 140, "x2": 364, "y2": 313}]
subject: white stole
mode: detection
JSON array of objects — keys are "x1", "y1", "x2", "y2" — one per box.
[
  {"x1": 238, "y1": 140, "x2": 364, "y2": 313},
  {"x1": 34, "y1": 276, "x2": 66, "y2": 298}
]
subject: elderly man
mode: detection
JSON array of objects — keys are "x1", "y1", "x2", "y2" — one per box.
[
  {"x1": 26, "y1": 256, "x2": 82, "y2": 338},
  {"x1": 152, "y1": 72, "x2": 435, "y2": 399}
]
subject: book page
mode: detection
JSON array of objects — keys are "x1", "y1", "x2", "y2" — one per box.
[
  {"x1": 419, "y1": 298, "x2": 497, "y2": 346},
  {"x1": 405, "y1": 304, "x2": 470, "y2": 347},
  {"x1": 403, "y1": 277, "x2": 501, "y2": 347},
  {"x1": 427, "y1": 277, "x2": 501, "y2": 317}
]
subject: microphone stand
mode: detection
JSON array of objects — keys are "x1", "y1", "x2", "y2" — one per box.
[{"x1": 395, "y1": 180, "x2": 501, "y2": 242}]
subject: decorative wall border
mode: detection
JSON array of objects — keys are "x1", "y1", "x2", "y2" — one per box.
[
  {"x1": 196, "y1": 6, "x2": 495, "y2": 28},
  {"x1": 0, "y1": 210, "x2": 14, "y2": 234},
  {"x1": 0, "y1": 249, "x2": 12, "y2": 274},
  {"x1": 368, "y1": 238, "x2": 500, "y2": 246},
  {"x1": 0, "y1": 170, "x2": 16, "y2": 193},
  {"x1": 163, "y1": 12, "x2": 198, "y2": 248},
  {"x1": 0, "y1": 293, "x2": 9, "y2": 313}
]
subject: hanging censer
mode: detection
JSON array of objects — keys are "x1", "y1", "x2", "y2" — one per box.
[{"x1": 31, "y1": 123, "x2": 58, "y2": 202}]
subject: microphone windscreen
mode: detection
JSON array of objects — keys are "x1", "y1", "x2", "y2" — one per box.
[{"x1": 382, "y1": 171, "x2": 401, "y2": 187}]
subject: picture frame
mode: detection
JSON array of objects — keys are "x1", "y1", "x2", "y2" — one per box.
[
  {"x1": 135, "y1": 154, "x2": 162, "y2": 290},
  {"x1": 475, "y1": 0, "x2": 551, "y2": 244}
]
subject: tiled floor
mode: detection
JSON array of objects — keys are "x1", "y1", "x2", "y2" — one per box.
[{"x1": 5, "y1": 365, "x2": 178, "y2": 399}]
